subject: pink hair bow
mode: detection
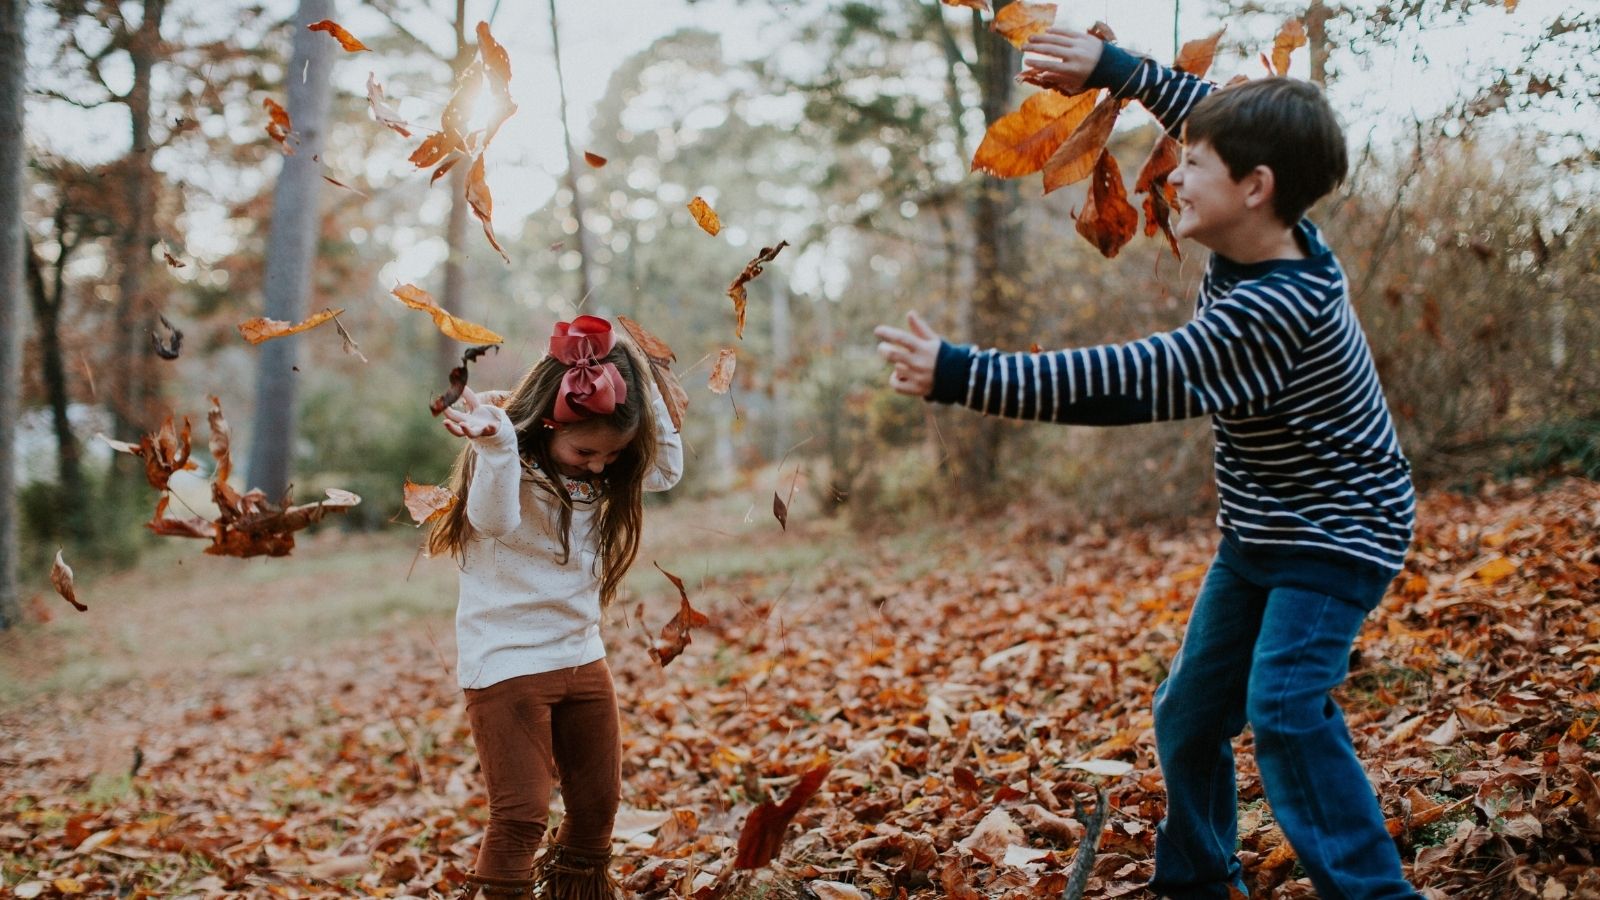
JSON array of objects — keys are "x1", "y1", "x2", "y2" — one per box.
[{"x1": 547, "y1": 315, "x2": 626, "y2": 425}]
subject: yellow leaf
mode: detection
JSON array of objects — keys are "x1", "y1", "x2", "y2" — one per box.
[
  {"x1": 1269, "y1": 18, "x2": 1307, "y2": 76},
  {"x1": 390, "y1": 284, "x2": 504, "y2": 344},
  {"x1": 688, "y1": 196, "x2": 721, "y2": 235},
  {"x1": 1472, "y1": 556, "x2": 1518, "y2": 584},
  {"x1": 991, "y1": 2, "x2": 1056, "y2": 49},
  {"x1": 236, "y1": 307, "x2": 344, "y2": 345},
  {"x1": 54, "y1": 879, "x2": 87, "y2": 895}
]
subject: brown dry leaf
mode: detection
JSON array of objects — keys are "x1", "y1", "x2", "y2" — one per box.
[
  {"x1": 773, "y1": 491, "x2": 789, "y2": 531},
  {"x1": 403, "y1": 480, "x2": 457, "y2": 526},
  {"x1": 50, "y1": 550, "x2": 84, "y2": 612},
  {"x1": 137, "y1": 415, "x2": 198, "y2": 491},
  {"x1": 1076, "y1": 150, "x2": 1139, "y2": 258},
  {"x1": 430, "y1": 344, "x2": 498, "y2": 416},
  {"x1": 733, "y1": 761, "x2": 832, "y2": 869},
  {"x1": 1134, "y1": 133, "x2": 1183, "y2": 257},
  {"x1": 236, "y1": 307, "x2": 344, "y2": 345},
  {"x1": 583, "y1": 151, "x2": 607, "y2": 168},
  {"x1": 1270, "y1": 18, "x2": 1307, "y2": 75},
  {"x1": 207, "y1": 395, "x2": 232, "y2": 488},
  {"x1": 466, "y1": 154, "x2": 510, "y2": 264},
  {"x1": 150, "y1": 314, "x2": 182, "y2": 360},
  {"x1": 264, "y1": 98, "x2": 293, "y2": 153},
  {"x1": 475, "y1": 22, "x2": 517, "y2": 146},
  {"x1": 972, "y1": 90, "x2": 1097, "y2": 178},
  {"x1": 727, "y1": 241, "x2": 790, "y2": 340},
  {"x1": 307, "y1": 19, "x2": 370, "y2": 52},
  {"x1": 320, "y1": 173, "x2": 368, "y2": 196},
  {"x1": 647, "y1": 563, "x2": 711, "y2": 668},
  {"x1": 162, "y1": 247, "x2": 185, "y2": 268},
  {"x1": 391, "y1": 284, "x2": 504, "y2": 344},
  {"x1": 1042, "y1": 93, "x2": 1126, "y2": 193},
  {"x1": 365, "y1": 73, "x2": 411, "y2": 138},
  {"x1": 1175, "y1": 28, "x2": 1226, "y2": 78},
  {"x1": 992, "y1": 2, "x2": 1056, "y2": 49},
  {"x1": 617, "y1": 315, "x2": 688, "y2": 432},
  {"x1": 687, "y1": 196, "x2": 722, "y2": 236},
  {"x1": 408, "y1": 132, "x2": 456, "y2": 169},
  {"x1": 146, "y1": 494, "x2": 215, "y2": 540},
  {"x1": 941, "y1": 0, "x2": 990, "y2": 10},
  {"x1": 708, "y1": 349, "x2": 737, "y2": 395}
]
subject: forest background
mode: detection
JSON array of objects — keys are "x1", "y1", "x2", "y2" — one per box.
[{"x1": 0, "y1": 0, "x2": 1596, "y2": 897}]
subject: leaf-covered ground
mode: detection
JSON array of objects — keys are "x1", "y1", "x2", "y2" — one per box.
[{"x1": 2, "y1": 478, "x2": 1597, "y2": 899}]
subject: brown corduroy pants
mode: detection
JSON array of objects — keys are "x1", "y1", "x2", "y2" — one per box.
[{"x1": 463, "y1": 658, "x2": 621, "y2": 881}]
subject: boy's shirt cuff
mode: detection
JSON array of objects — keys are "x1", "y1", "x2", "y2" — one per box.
[
  {"x1": 928, "y1": 340, "x2": 975, "y2": 404},
  {"x1": 1086, "y1": 42, "x2": 1146, "y2": 97}
]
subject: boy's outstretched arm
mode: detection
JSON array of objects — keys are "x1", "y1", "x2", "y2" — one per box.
[{"x1": 1022, "y1": 28, "x2": 1215, "y2": 138}]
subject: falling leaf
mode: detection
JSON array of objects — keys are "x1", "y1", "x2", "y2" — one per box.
[
  {"x1": 114, "y1": 415, "x2": 199, "y2": 491},
  {"x1": 727, "y1": 241, "x2": 789, "y2": 340},
  {"x1": 429, "y1": 153, "x2": 464, "y2": 185},
  {"x1": 1042, "y1": 94, "x2": 1126, "y2": 193},
  {"x1": 207, "y1": 395, "x2": 232, "y2": 487},
  {"x1": 584, "y1": 151, "x2": 607, "y2": 168},
  {"x1": 466, "y1": 154, "x2": 510, "y2": 263},
  {"x1": 941, "y1": 0, "x2": 990, "y2": 10},
  {"x1": 391, "y1": 284, "x2": 504, "y2": 344},
  {"x1": 688, "y1": 196, "x2": 722, "y2": 236},
  {"x1": 991, "y1": 2, "x2": 1056, "y2": 49},
  {"x1": 430, "y1": 344, "x2": 499, "y2": 416},
  {"x1": 1174, "y1": 28, "x2": 1226, "y2": 78},
  {"x1": 237, "y1": 307, "x2": 345, "y2": 345},
  {"x1": 365, "y1": 73, "x2": 412, "y2": 137},
  {"x1": 617, "y1": 314, "x2": 689, "y2": 432},
  {"x1": 1075, "y1": 150, "x2": 1139, "y2": 258},
  {"x1": 404, "y1": 480, "x2": 458, "y2": 526},
  {"x1": 206, "y1": 487, "x2": 362, "y2": 558},
  {"x1": 475, "y1": 22, "x2": 518, "y2": 146},
  {"x1": 1088, "y1": 21, "x2": 1117, "y2": 42},
  {"x1": 708, "y1": 349, "x2": 737, "y2": 394},
  {"x1": 773, "y1": 492, "x2": 789, "y2": 531},
  {"x1": 321, "y1": 173, "x2": 368, "y2": 197},
  {"x1": 408, "y1": 132, "x2": 455, "y2": 169},
  {"x1": 333, "y1": 314, "x2": 368, "y2": 363},
  {"x1": 264, "y1": 98, "x2": 293, "y2": 153},
  {"x1": 50, "y1": 550, "x2": 85, "y2": 612},
  {"x1": 307, "y1": 19, "x2": 370, "y2": 52},
  {"x1": 162, "y1": 246, "x2": 185, "y2": 268},
  {"x1": 972, "y1": 90, "x2": 1097, "y2": 178},
  {"x1": 146, "y1": 494, "x2": 215, "y2": 540},
  {"x1": 1134, "y1": 133, "x2": 1182, "y2": 257},
  {"x1": 150, "y1": 314, "x2": 183, "y2": 360},
  {"x1": 734, "y1": 761, "x2": 832, "y2": 869},
  {"x1": 1269, "y1": 18, "x2": 1307, "y2": 75},
  {"x1": 648, "y1": 562, "x2": 711, "y2": 668}
]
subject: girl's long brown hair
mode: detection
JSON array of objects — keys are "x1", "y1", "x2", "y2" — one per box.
[{"x1": 427, "y1": 340, "x2": 657, "y2": 609}]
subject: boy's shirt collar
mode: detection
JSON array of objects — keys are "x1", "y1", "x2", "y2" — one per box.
[{"x1": 1208, "y1": 219, "x2": 1332, "y2": 281}]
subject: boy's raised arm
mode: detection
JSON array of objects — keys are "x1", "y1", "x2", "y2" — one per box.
[{"x1": 1024, "y1": 29, "x2": 1215, "y2": 138}]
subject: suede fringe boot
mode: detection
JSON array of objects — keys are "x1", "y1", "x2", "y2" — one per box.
[
  {"x1": 459, "y1": 870, "x2": 537, "y2": 899},
  {"x1": 530, "y1": 845, "x2": 621, "y2": 900}
]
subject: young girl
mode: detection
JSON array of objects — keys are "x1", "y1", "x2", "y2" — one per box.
[{"x1": 428, "y1": 315, "x2": 683, "y2": 899}]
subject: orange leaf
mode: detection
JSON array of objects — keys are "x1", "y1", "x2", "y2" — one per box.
[
  {"x1": 648, "y1": 562, "x2": 711, "y2": 668},
  {"x1": 1270, "y1": 18, "x2": 1306, "y2": 75},
  {"x1": 941, "y1": 0, "x2": 990, "y2": 10},
  {"x1": 207, "y1": 395, "x2": 232, "y2": 488},
  {"x1": 475, "y1": 23, "x2": 519, "y2": 147},
  {"x1": 583, "y1": 151, "x2": 607, "y2": 168},
  {"x1": 991, "y1": 2, "x2": 1056, "y2": 49},
  {"x1": 51, "y1": 549, "x2": 85, "y2": 612},
  {"x1": 688, "y1": 196, "x2": 721, "y2": 235},
  {"x1": 727, "y1": 241, "x2": 789, "y2": 340},
  {"x1": 972, "y1": 90, "x2": 1097, "y2": 178},
  {"x1": 1174, "y1": 28, "x2": 1226, "y2": 78},
  {"x1": 1075, "y1": 150, "x2": 1139, "y2": 258},
  {"x1": 617, "y1": 315, "x2": 688, "y2": 432},
  {"x1": 263, "y1": 98, "x2": 293, "y2": 154},
  {"x1": 403, "y1": 479, "x2": 457, "y2": 526},
  {"x1": 162, "y1": 247, "x2": 185, "y2": 268},
  {"x1": 409, "y1": 132, "x2": 460, "y2": 169},
  {"x1": 307, "y1": 19, "x2": 370, "y2": 52},
  {"x1": 391, "y1": 284, "x2": 504, "y2": 344},
  {"x1": 1134, "y1": 133, "x2": 1182, "y2": 257},
  {"x1": 734, "y1": 762, "x2": 832, "y2": 869},
  {"x1": 366, "y1": 73, "x2": 411, "y2": 138},
  {"x1": 1471, "y1": 556, "x2": 1518, "y2": 584},
  {"x1": 1042, "y1": 92, "x2": 1125, "y2": 193},
  {"x1": 708, "y1": 349, "x2": 737, "y2": 394},
  {"x1": 236, "y1": 307, "x2": 345, "y2": 345},
  {"x1": 466, "y1": 154, "x2": 510, "y2": 264}
]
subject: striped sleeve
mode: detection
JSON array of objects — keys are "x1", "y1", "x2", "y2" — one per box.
[
  {"x1": 1086, "y1": 43, "x2": 1215, "y2": 138},
  {"x1": 929, "y1": 281, "x2": 1322, "y2": 425}
]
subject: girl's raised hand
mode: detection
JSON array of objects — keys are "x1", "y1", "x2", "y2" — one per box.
[
  {"x1": 442, "y1": 386, "x2": 503, "y2": 439},
  {"x1": 874, "y1": 311, "x2": 942, "y2": 398},
  {"x1": 1019, "y1": 29, "x2": 1104, "y2": 96}
]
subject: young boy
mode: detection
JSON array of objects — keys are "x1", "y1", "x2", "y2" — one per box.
[{"x1": 875, "y1": 30, "x2": 1421, "y2": 900}]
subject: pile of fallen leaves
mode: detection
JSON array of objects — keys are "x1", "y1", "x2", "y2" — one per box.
[{"x1": 2, "y1": 478, "x2": 1595, "y2": 898}]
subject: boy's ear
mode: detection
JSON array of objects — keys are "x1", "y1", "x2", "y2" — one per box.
[{"x1": 1243, "y1": 164, "x2": 1277, "y2": 212}]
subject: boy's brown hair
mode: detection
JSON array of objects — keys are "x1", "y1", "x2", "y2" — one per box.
[{"x1": 1183, "y1": 77, "x2": 1348, "y2": 226}]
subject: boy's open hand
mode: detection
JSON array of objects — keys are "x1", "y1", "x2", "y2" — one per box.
[
  {"x1": 874, "y1": 312, "x2": 942, "y2": 398},
  {"x1": 441, "y1": 386, "x2": 502, "y2": 438},
  {"x1": 1019, "y1": 29, "x2": 1104, "y2": 95}
]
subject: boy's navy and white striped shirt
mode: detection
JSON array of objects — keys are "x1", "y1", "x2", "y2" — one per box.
[{"x1": 929, "y1": 44, "x2": 1415, "y2": 577}]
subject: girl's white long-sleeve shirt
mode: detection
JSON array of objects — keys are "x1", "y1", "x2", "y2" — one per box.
[{"x1": 453, "y1": 387, "x2": 683, "y2": 689}]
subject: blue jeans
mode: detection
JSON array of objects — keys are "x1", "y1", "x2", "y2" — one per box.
[{"x1": 1148, "y1": 540, "x2": 1420, "y2": 899}]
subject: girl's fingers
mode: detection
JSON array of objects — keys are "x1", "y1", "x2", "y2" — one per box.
[{"x1": 459, "y1": 385, "x2": 479, "y2": 411}]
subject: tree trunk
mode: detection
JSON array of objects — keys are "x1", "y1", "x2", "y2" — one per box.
[
  {"x1": 548, "y1": 0, "x2": 595, "y2": 310},
  {"x1": 437, "y1": 0, "x2": 471, "y2": 377},
  {"x1": 245, "y1": 0, "x2": 335, "y2": 499},
  {"x1": 26, "y1": 239, "x2": 90, "y2": 542},
  {"x1": 109, "y1": 0, "x2": 166, "y2": 440},
  {"x1": 949, "y1": 0, "x2": 1022, "y2": 496},
  {"x1": 769, "y1": 276, "x2": 792, "y2": 461},
  {"x1": 0, "y1": 0, "x2": 25, "y2": 629},
  {"x1": 1306, "y1": 0, "x2": 1333, "y2": 86}
]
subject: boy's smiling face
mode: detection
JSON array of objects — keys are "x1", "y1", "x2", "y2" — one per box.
[{"x1": 1170, "y1": 139, "x2": 1254, "y2": 249}]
